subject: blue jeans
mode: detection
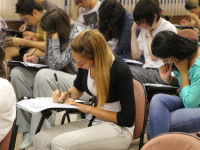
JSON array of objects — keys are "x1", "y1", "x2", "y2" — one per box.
[{"x1": 147, "y1": 94, "x2": 200, "y2": 140}]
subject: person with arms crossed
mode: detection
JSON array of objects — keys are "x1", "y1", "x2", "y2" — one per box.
[
  {"x1": 147, "y1": 30, "x2": 200, "y2": 139},
  {"x1": 33, "y1": 29, "x2": 135, "y2": 150},
  {"x1": 130, "y1": 0, "x2": 177, "y2": 84}
]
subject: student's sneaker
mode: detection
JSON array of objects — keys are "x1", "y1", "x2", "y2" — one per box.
[{"x1": 18, "y1": 132, "x2": 32, "y2": 149}]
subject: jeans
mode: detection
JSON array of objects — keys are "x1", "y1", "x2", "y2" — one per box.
[{"x1": 147, "y1": 94, "x2": 200, "y2": 140}]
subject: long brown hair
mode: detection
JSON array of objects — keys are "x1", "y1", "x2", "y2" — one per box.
[
  {"x1": 41, "y1": 8, "x2": 71, "y2": 51},
  {"x1": 71, "y1": 29, "x2": 113, "y2": 107}
]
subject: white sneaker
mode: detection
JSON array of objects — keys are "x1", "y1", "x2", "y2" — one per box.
[
  {"x1": 18, "y1": 132, "x2": 33, "y2": 149},
  {"x1": 28, "y1": 146, "x2": 34, "y2": 150}
]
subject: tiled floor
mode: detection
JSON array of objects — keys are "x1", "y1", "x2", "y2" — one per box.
[{"x1": 14, "y1": 112, "x2": 147, "y2": 150}]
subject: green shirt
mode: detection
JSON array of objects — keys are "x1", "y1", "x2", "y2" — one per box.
[{"x1": 174, "y1": 55, "x2": 200, "y2": 108}]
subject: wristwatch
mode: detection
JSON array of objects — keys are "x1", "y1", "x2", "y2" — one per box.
[{"x1": 145, "y1": 33, "x2": 152, "y2": 39}]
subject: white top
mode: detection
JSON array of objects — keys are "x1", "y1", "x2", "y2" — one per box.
[
  {"x1": 0, "y1": 78, "x2": 16, "y2": 142},
  {"x1": 86, "y1": 67, "x2": 134, "y2": 136},
  {"x1": 78, "y1": 1, "x2": 101, "y2": 29},
  {"x1": 137, "y1": 19, "x2": 177, "y2": 69}
]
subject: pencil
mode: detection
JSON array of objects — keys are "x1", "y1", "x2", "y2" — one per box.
[{"x1": 30, "y1": 49, "x2": 37, "y2": 56}]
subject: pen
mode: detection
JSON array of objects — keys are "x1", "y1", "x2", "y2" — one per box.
[
  {"x1": 54, "y1": 73, "x2": 61, "y2": 93},
  {"x1": 13, "y1": 35, "x2": 17, "y2": 38},
  {"x1": 30, "y1": 49, "x2": 37, "y2": 56},
  {"x1": 54, "y1": 73, "x2": 63, "y2": 103}
]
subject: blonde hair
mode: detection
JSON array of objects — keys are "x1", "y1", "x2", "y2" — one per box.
[
  {"x1": 35, "y1": 0, "x2": 43, "y2": 5},
  {"x1": 185, "y1": 0, "x2": 199, "y2": 10},
  {"x1": 71, "y1": 29, "x2": 113, "y2": 107}
]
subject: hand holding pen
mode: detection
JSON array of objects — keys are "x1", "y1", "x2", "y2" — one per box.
[
  {"x1": 53, "y1": 73, "x2": 63, "y2": 103},
  {"x1": 23, "y1": 49, "x2": 38, "y2": 63}
]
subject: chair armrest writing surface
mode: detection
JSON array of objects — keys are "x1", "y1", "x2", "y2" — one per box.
[
  {"x1": 144, "y1": 83, "x2": 179, "y2": 102},
  {"x1": 6, "y1": 60, "x2": 48, "y2": 69}
]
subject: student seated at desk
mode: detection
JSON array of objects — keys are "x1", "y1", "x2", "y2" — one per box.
[
  {"x1": 33, "y1": 29, "x2": 135, "y2": 150},
  {"x1": 10, "y1": 8, "x2": 87, "y2": 149},
  {"x1": 18, "y1": 0, "x2": 58, "y2": 33},
  {"x1": 72, "y1": 0, "x2": 101, "y2": 29},
  {"x1": 130, "y1": 0, "x2": 177, "y2": 84},
  {"x1": 180, "y1": 0, "x2": 200, "y2": 31},
  {"x1": 147, "y1": 31, "x2": 200, "y2": 140},
  {"x1": 0, "y1": 46, "x2": 16, "y2": 144},
  {"x1": 98, "y1": 0, "x2": 136, "y2": 59},
  {"x1": 5, "y1": 0, "x2": 46, "y2": 60}
]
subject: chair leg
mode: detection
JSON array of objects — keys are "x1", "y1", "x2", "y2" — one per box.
[
  {"x1": 139, "y1": 134, "x2": 144, "y2": 150},
  {"x1": 61, "y1": 112, "x2": 71, "y2": 125}
]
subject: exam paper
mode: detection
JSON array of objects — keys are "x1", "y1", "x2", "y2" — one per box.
[{"x1": 17, "y1": 97, "x2": 83, "y2": 114}]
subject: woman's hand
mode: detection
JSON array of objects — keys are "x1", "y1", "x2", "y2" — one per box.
[
  {"x1": 6, "y1": 38, "x2": 22, "y2": 47},
  {"x1": 173, "y1": 58, "x2": 189, "y2": 74},
  {"x1": 131, "y1": 22, "x2": 139, "y2": 33},
  {"x1": 66, "y1": 98, "x2": 91, "y2": 114},
  {"x1": 159, "y1": 62, "x2": 172, "y2": 83},
  {"x1": 23, "y1": 53, "x2": 39, "y2": 63},
  {"x1": 52, "y1": 90, "x2": 69, "y2": 103}
]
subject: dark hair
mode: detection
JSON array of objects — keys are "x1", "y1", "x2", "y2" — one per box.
[
  {"x1": 98, "y1": 0, "x2": 125, "y2": 41},
  {"x1": 16, "y1": 0, "x2": 43, "y2": 15},
  {"x1": 41, "y1": 8, "x2": 71, "y2": 51},
  {"x1": 0, "y1": 47, "x2": 5, "y2": 77},
  {"x1": 133, "y1": 0, "x2": 161, "y2": 27},
  {"x1": 151, "y1": 31, "x2": 198, "y2": 59}
]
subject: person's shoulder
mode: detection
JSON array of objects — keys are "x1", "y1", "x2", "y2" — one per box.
[
  {"x1": 160, "y1": 18, "x2": 177, "y2": 32},
  {"x1": 70, "y1": 21, "x2": 87, "y2": 37},
  {"x1": 0, "y1": 78, "x2": 12, "y2": 89},
  {"x1": 0, "y1": 78, "x2": 16, "y2": 101},
  {"x1": 112, "y1": 55, "x2": 132, "y2": 73}
]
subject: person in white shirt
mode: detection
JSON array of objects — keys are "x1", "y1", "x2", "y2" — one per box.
[
  {"x1": 130, "y1": 0, "x2": 177, "y2": 84},
  {"x1": 72, "y1": 0, "x2": 101, "y2": 29},
  {"x1": 0, "y1": 46, "x2": 16, "y2": 143}
]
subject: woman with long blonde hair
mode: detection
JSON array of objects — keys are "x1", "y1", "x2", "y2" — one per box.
[{"x1": 33, "y1": 29, "x2": 135, "y2": 150}]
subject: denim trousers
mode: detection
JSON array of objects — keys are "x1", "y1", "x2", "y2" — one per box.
[{"x1": 147, "y1": 94, "x2": 200, "y2": 140}]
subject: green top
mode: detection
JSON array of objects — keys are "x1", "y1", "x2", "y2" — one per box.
[{"x1": 174, "y1": 55, "x2": 200, "y2": 108}]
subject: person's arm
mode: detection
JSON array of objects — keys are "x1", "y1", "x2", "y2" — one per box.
[
  {"x1": 178, "y1": 67, "x2": 200, "y2": 108},
  {"x1": 174, "y1": 57, "x2": 200, "y2": 108},
  {"x1": 52, "y1": 68, "x2": 85, "y2": 103},
  {"x1": 72, "y1": 2, "x2": 80, "y2": 20},
  {"x1": 113, "y1": 15, "x2": 133, "y2": 56},
  {"x1": 47, "y1": 33, "x2": 73, "y2": 70},
  {"x1": 6, "y1": 37, "x2": 46, "y2": 52},
  {"x1": 189, "y1": 12, "x2": 200, "y2": 30},
  {"x1": 69, "y1": 63, "x2": 135, "y2": 126},
  {"x1": 146, "y1": 29, "x2": 159, "y2": 61},
  {"x1": 131, "y1": 23, "x2": 143, "y2": 59}
]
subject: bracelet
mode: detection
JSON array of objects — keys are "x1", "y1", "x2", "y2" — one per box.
[
  {"x1": 36, "y1": 56, "x2": 40, "y2": 63},
  {"x1": 67, "y1": 90, "x2": 71, "y2": 98}
]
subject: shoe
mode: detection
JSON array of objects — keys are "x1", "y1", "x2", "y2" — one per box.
[
  {"x1": 18, "y1": 132, "x2": 33, "y2": 149},
  {"x1": 28, "y1": 146, "x2": 34, "y2": 150}
]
